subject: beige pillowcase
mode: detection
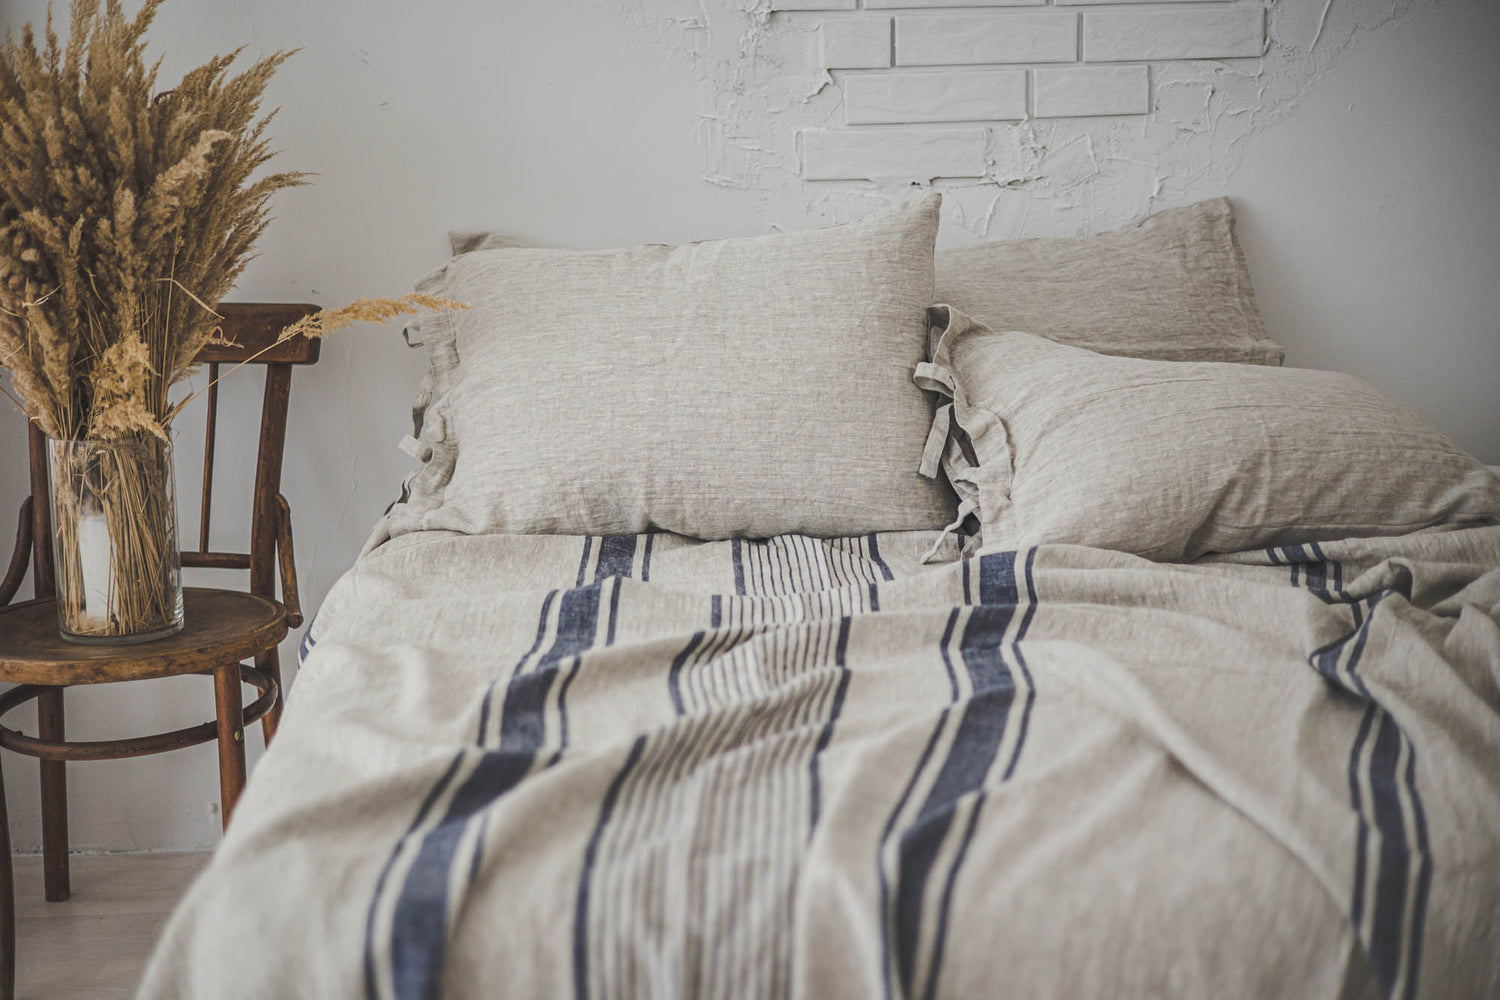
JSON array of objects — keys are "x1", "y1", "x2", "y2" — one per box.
[
  {"x1": 916, "y1": 307, "x2": 1500, "y2": 561},
  {"x1": 388, "y1": 195, "x2": 955, "y2": 540},
  {"x1": 936, "y1": 198, "x2": 1285, "y2": 365}
]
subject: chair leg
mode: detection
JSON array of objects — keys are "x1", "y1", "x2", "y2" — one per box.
[
  {"x1": 36, "y1": 688, "x2": 68, "y2": 903},
  {"x1": 0, "y1": 755, "x2": 15, "y2": 1000},
  {"x1": 257, "y1": 648, "x2": 283, "y2": 746},
  {"x1": 213, "y1": 664, "x2": 248, "y2": 832}
]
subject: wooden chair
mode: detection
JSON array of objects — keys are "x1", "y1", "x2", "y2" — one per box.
[{"x1": 0, "y1": 303, "x2": 320, "y2": 998}]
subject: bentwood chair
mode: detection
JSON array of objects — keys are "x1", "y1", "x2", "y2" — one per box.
[{"x1": 0, "y1": 302, "x2": 319, "y2": 998}]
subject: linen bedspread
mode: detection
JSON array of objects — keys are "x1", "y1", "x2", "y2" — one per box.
[{"x1": 139, "y1": 525, "x2": 1500, "y2": 1000}]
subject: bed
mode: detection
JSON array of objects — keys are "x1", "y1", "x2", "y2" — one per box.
[{"x1": 138, "y1": 197, "x2": 1500, "y2": 999}]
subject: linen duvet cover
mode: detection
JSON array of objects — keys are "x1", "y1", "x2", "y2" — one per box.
[{"x1": 139, "y1": 524, "x2": 1500, "y2": 1000}]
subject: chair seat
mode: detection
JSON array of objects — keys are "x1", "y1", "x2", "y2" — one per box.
[{"x1": 0, "y1": 588, "x2": 288, "y2": 686}]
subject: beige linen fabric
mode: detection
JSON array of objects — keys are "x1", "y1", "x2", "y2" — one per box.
[
  {"x1": 936, "y1": 198, "x2": 1285, "y2": 365},
  {"x1": 918, "y1": 307, "x2": 1500, "y2": 560},
  {"x1": 139, "y1": 524, "x2": 1500, "y2": 999},
  {"x1": 388, "y1": 196, "x2": 952, "y2": 540}
]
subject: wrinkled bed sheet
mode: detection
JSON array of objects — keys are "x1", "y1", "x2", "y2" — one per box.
[{"x1": 140, "y1": 525, "x2": 1500, "y2": 1000}]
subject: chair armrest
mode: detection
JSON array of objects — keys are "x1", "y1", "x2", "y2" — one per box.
[
  {"x1": 0, "y1": 497, "x2": 32, "y2": 607},
  {"x1": 274, "y1": 494, "x2": 303, "y2": 629}
]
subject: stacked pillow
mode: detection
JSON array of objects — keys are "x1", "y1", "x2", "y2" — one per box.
[
  {"x1": 937, "y1": 197, "x2": 1283, "y2": 365},
  {"x1": 916, "y1": 306, "x2": 1500, "y2": 561}
]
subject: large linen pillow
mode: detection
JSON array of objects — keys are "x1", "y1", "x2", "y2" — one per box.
[
  {"x1": 916, "y1": 306, "x2": 1500, "y2": 561},
  {"x1": 935, "y1": 198, "x2": 1285, "y2": 365},
  {"x1": 387, "y1": 195, "x2": 954, "y2": 540}
]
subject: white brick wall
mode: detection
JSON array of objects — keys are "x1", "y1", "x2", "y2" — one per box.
[
  {"x1": 845, "y1": 69, "x2": 1026, "y2": 124},
  {"x1": 821, "y1": 18, "x2": 892, "y2": 69},
  {"x1": 1083, "y1": 8, "x2": 1264, "y2": 61},
  {"x1": 770, "y1": 1, "x2": 856, "y2": 10},
  {"x1": 1034, "y1": 65, "x2": 1149, "y2": 117},
  {"x1": 801, "y1": 127, "x2": 987, "y2": 181},
  {"x1": 785, "y1": 0, "x2": 1270, "y2": 180},
  {"x1": 896, "y1": 13, "x2": 1077, "y2": 66},
  {"x1": 1055, "y1": 0, "x2": 1232, "y2": 5},
  {"x1": 868, "y1": 0, "x2": 1046, "y2": 8}
]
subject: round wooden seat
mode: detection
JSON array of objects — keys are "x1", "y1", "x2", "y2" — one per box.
[
  {"x1": 0, "y1": 589, "x2": 288, "y2": 685},
  {"x1": 0, "y1": 589, "x2": 285, "y2": 767}
]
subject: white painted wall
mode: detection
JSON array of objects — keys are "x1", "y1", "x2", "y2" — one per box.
[{"x1": 1, "y1": 0, "x2": 1496, "y2": 852}]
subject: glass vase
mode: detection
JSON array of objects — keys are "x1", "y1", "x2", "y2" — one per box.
[{"x1": 46, "y1": 435, "x2": 184, "y2": 644}]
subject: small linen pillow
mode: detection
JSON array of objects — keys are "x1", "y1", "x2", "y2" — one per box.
[
  {"x1": 936, "y1": 198, "x2": 1284, "y2": 365},
  {"x1": 917, "y1": 307, "x2": 1500, "y2": 561},
  {"x1": 389, "y1": 195, "x2": 955, "y2": 540}
]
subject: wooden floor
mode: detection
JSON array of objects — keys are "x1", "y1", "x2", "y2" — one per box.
[{"x1": 12, "y1": 852, "x2": 209, "y2": 1000}]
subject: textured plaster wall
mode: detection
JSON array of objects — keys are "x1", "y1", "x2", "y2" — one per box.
[
  {"x1": 0, "y1": 0, "x2": 1496, "y2": 852},
  {"x1": 601, "y1": 0, "x2": 1438, "y2": 240}
]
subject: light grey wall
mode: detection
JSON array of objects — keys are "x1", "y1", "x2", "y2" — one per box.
[
  {"x1": 1228, "y1": 0, "x2": 1500, "y2": 458},
  {"x1": 0, "y1": 0, "x2": 1495, "y2": 852}
]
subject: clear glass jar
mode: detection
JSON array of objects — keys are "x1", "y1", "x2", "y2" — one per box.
[{"x1": 46, "y1": 435, "x2": 184, "y2": 644}]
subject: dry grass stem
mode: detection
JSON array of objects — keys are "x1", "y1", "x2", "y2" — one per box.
[{"x1": 172, "y1": 295, "x2": 467, "y2": 417}]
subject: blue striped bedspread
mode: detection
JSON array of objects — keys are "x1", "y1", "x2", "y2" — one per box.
[{"x1": 140, "y1": 525, "x2": 1500, "y2": 1000}]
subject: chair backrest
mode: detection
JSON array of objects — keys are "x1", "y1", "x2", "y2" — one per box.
[{"x1": 10, "y1": 303, "x2": 320, "y2": 614}]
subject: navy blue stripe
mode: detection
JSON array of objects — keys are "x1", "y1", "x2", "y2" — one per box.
[
  {"x1": 1287, "y1": 549, "x2": 1431, "y2": 1000},
  {"x1": 386, "y1": 583, "x2": 605, "y2": 1000},
  {"x1": 732, "y1": 538, "x2": 746, "y2": 596},
  {"x1": 551, "y1": 539, "x2": 640, "y2": 765},
  {"x1": 1366, "y1": 710, "x2": 1410, "y2": 996},
  {"x1": 667, "y1": 631, "x2": 706, "y2": 717},
  {"x1": 936, "y1": 608, "x2": 960, "y2": 702},
  {"x1": 867, "y1": 532, "x2": 895, "y2": 581},
  {"x1": 1403, "y1": 742, "x2": 1434, "y2": 999},
  {"x1": 878, "y1": 707, "x2": 951, "y2": 1000},
  {"x1": 296, "y1": 607, "x2": 321, "y2": 665},
  {"x1": 710, "y1": 594, "x2": 722, "y2": 629},
  {"x1": 362, "y1": 751, "x2": 467, "y2": 1000},
  {"x1": 571, "y1": 734, "x2": 647, "y2": 1000},
  {"x1": 1001, "y1": 550, "x2": 1039, "y2": 782},
  {"x1": 594, "y1": 534, "x2": 637, "y2": 581},
  {"x1": 1338, "y1": 594, "x2": 1429, "y2": 1000},
  {"x1": 868, "y1": 581, "x2": 880, "y2": 613},
  {"x1": 575, "y1": 535, "x2": 594, "y2": 588},
  {"x1": 641, "y1": 533, "x2": 655, "y2": 582},
  {"x1": 1310, "y1": 543, "x2": 1343, "y2": 593},
  {"x1": 918, "y1": 558, "x2": 1029, "y2": 1000},
  {"x1": 976, "y1": 549, "x2": 1020, "y2": 607},
  {"x1": 921, "y1": 787, "x2": 985, "y2": 1000},
  {"x1": 297, "y1": 621, "x2": 318, "y2": 665},
  {"x1": 604, "y1": 573, "x2": 623, "y2": 647},
  {"x1": 895, "y1": 551, "x2": 1022, "y2": 1000},
  {"x1": 807, "y1": 618, "x2": 853, "y2": 832},
  {"x1": 478, "y1": 591, "x2": 557, "y2": 745},
  {"x1": 1347, "y1": 703, "x2": 1377, "y2": 931}
]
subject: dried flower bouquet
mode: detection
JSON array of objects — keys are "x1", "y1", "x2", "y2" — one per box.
[
  {"x1": 0, "y1": 0, "x2": 311, "y2": 638},
  {"x1": 0, "y1": 5, "x2": 462, "y2": 650},
  {"x1": 0, "y1": 2, "x2": 462, "y2": 640}
]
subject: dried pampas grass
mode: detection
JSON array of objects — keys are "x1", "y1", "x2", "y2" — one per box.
[
  {"x1": 0, "y1": 0, "x2": 309, "y2": 439},
  {"x1": 275, "y1": 294, "x2": 467, "y2": 343}
]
